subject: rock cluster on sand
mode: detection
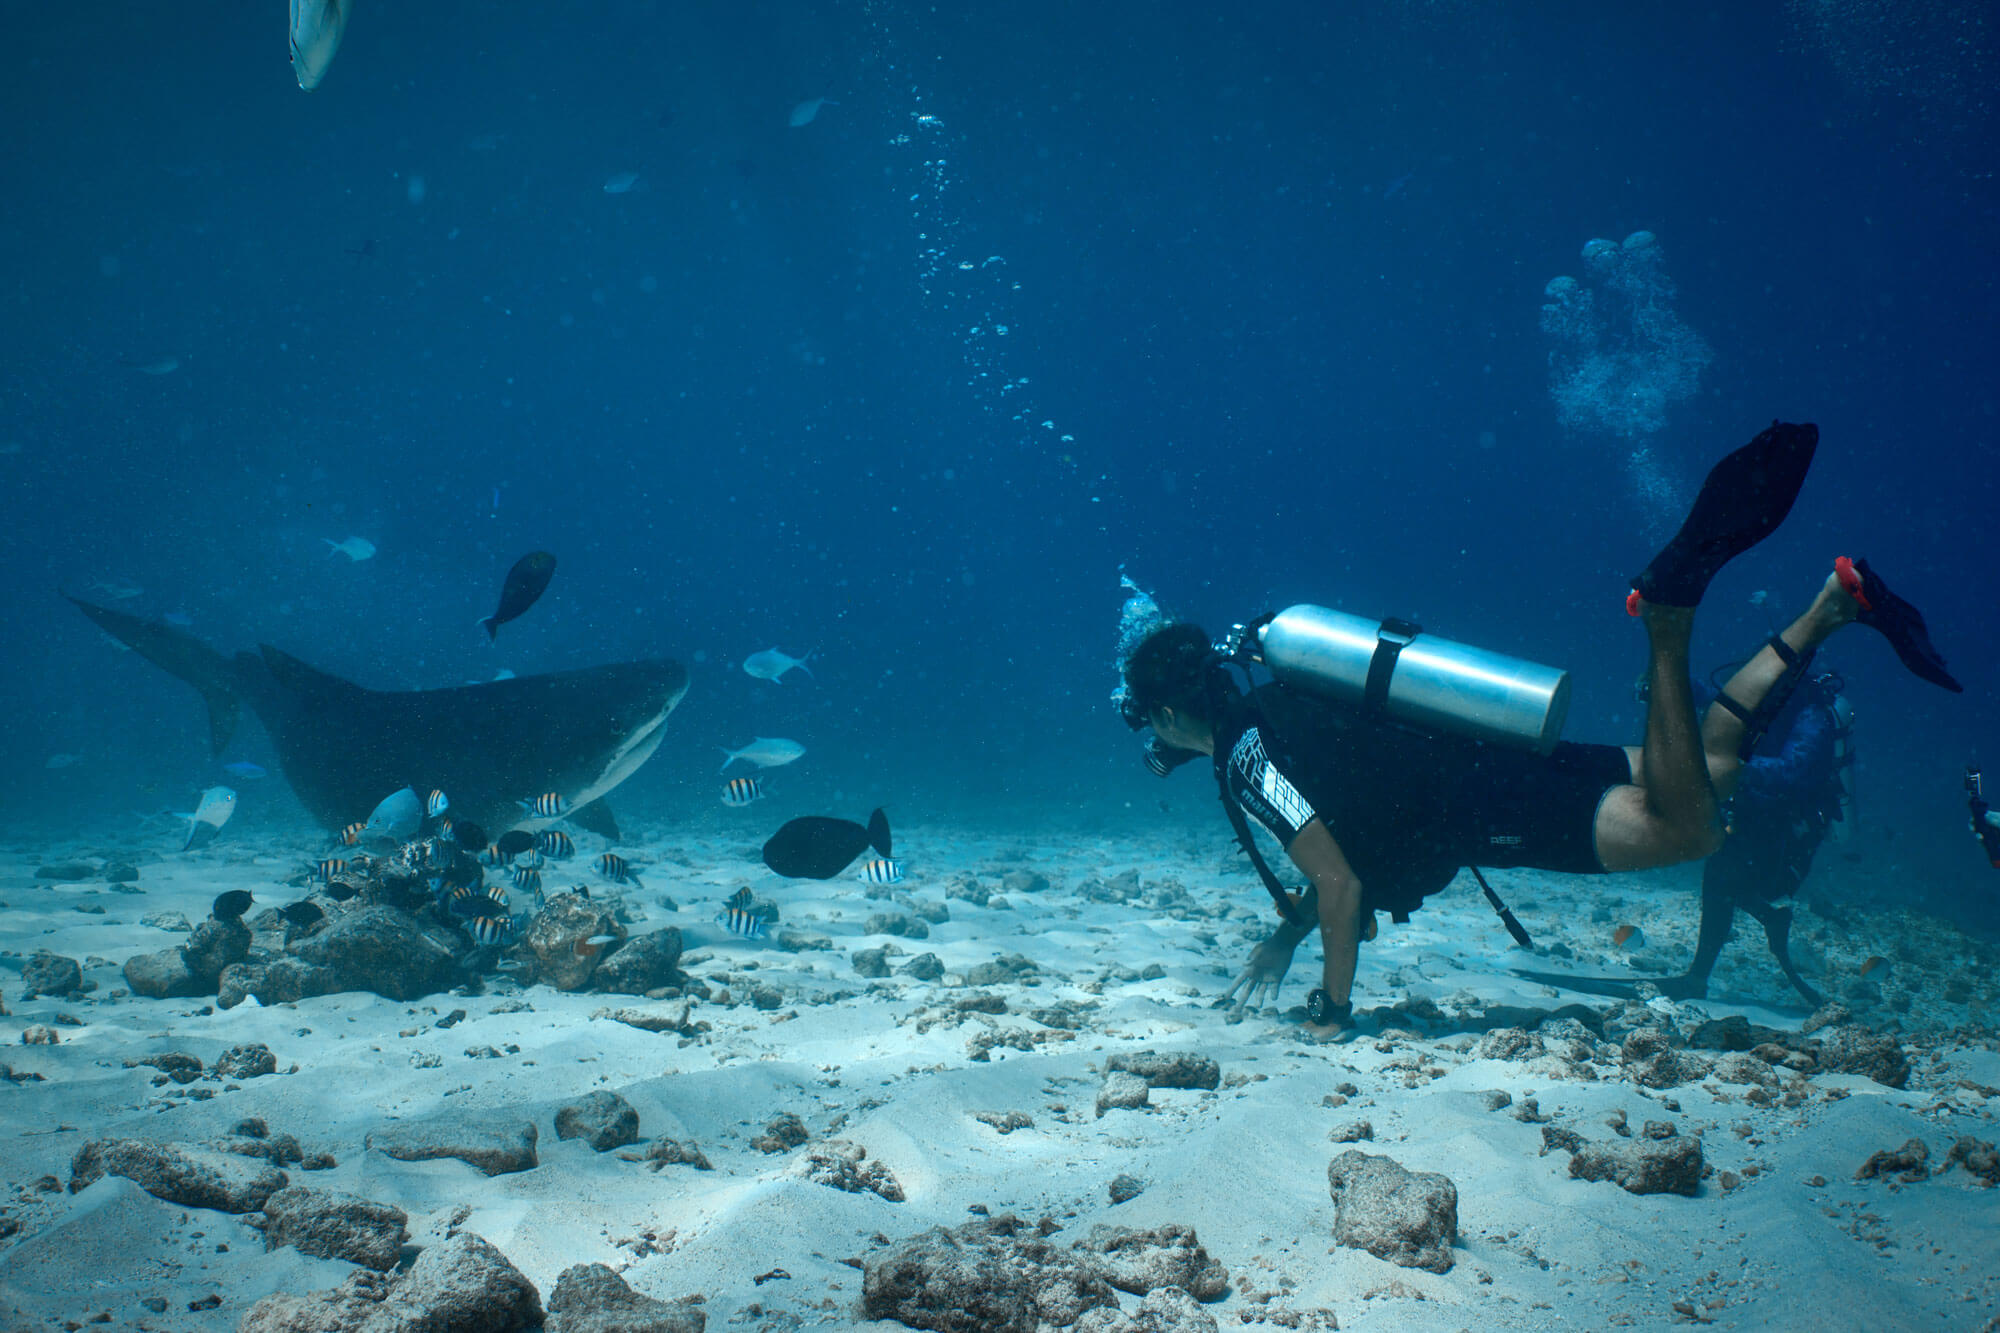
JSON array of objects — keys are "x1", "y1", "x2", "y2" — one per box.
[
  {"x1": 1856, "y1": 1138, "x2": 1930, "y2": 1183},
  {"x1": 800, "y1": 1141, "x2": 905, "y2": 1201},
  {"x1": 588, "y1": 926, "x2": 685, "y2": 995},
  {"x1": 1566, "y1": 1123, "x2": 1704, "y2": 1196},
  {"x1": 555, "y1": 1090, "x2": 641, "y2": 1152},
  {"x1": 545, "y1": 1263, "x2": 707, "y2": 1333},
  {"x1": 238, "y1": 1231, "x2": 542, "y2": 1333},
  {"x1": 21, "y1": 952, "x2": 84, "y2": 999},
  {"x1": 1325, "y1": 1150, "x2": 1458, "y2": 1273},
  {"x1": 522, "y1": 893, "x2": 627, "y2": 992},
  {"x1": 68, "y1": 1139, "x2": 287, "y2": 1214},
  {"x1": 1105, "y1": 1050, "x2": 1221, "y2": 1090},
  {"x1": 365, "y1": 1112, "x2": 540, "y2": 1177},
  {"x1": 860, "y1": 1213, "x2": 1228, "y2": 1333},
  {"x1": 254, "y1": 1185, "x2": 409, "y2": 1270}
]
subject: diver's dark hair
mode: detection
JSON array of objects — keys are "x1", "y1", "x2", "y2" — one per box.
[{"x1": 1121, "y1": 623, "x2": 1219, "y2": 725}]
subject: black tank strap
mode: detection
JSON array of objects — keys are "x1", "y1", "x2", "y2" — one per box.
[{"x1": 1364, "y1": 619, "x2": 1422, "y2": 715}]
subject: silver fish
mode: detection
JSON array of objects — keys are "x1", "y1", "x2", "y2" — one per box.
[{"x1": 183, "y1": 785, "x2": 238, "y2": 852}]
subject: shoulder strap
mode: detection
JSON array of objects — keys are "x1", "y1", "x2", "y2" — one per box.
[{"x1": 1211, "y1": 699, "x2": 1308, "y2": 928}]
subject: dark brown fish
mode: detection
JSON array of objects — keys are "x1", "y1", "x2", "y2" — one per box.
[
  {"x1": 480, "y1": 551, "x2": 557, "y2": 640},
  {"x1": 761, "y1": 808, "x2": 890, "y2": 880},
  {"x1": 212, "y1": 890, "x2": 255, "y2": 920}
]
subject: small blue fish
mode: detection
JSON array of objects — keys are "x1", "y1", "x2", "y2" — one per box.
[
  {"x1": 222, "y1": 761, "x2": 267, "y2": 779},
  {"x1": 426, "y1": 789, "x2": 450, "y2": 818},
  {"x1": 715, "y1": 907, "x2": 769, "y2": 940},
  {"x1": 857, "y1": 858, "x2": 906, "y2": 886}
]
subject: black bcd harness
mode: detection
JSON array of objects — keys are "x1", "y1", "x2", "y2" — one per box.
[{"x1": 1203, "y1": 619, "x2": 1533, "y2": 947}]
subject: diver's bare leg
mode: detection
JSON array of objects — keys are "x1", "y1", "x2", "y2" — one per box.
[
  {"x1": 1702, "y1": 572, "x2": 1857, "y2": 797},
  {"x1": 1634, "y1": 603, "x2": 1724, "y2": 861}
]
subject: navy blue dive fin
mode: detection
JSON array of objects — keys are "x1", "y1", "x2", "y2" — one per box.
[
  {"x1": 867, "y1": 808, "x2": 891, "y2": 859},
  {"x1": 1631, "y1": 421, "x2": 1819, "y2": 608},
  {"x1": 1839, "y1": 557, "x2": 1963, "y2": 693},
  {"x1": 65, "y1": 595, "x2": 243, "y2": 755}
]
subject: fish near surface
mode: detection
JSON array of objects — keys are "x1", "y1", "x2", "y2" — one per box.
[
  {"x1": 720, "y1": 737, "x2": 805, "y2": 772},
  {"x1": 324, "y1": 537, "x2": 376, "y2": 561},
  {"x1": 481, "y1": 552, "x2": 556, "y2": 640},
  {"x1": 65, "y1": 595, "x2": 689, "y2": 841},
  {"x1": 762, "y1": 808, "x2": 890, "y2": 879},
  {"x1": 289, "y1": 0, "x2": 352, "y2": 91}
]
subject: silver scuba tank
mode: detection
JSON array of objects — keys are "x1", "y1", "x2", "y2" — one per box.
[{"x1": 1254, "y1": 604, "x2": 1571, "y2": 755}]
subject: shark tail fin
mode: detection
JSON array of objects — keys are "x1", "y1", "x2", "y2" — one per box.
[{"x1": 66, "y1": 595, "x2": 244, "y2": 755}]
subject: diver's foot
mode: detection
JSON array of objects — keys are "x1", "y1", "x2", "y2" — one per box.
[
  {"x1": 1629, "y1": 421, "x2": 1819, "y2": 611},
  {"x1": 1835, "y1": 556, "x2": 1965, "y2": 692}
]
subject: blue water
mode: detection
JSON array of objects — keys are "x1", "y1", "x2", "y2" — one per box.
[{"x1": 4, "y1": 3, "x2": 1994, "y2": 926}]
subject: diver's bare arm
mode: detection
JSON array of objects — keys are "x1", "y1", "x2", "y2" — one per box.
[{"x1": 1286, "y1": 819, "x2": 1364, "y2": 1004}]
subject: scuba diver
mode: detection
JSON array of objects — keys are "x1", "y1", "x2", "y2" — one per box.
[
  {"x1": 1115, "y1": 422, "x2": 1962, "y2": 1036},
  {"x1": 1520, "y1": 666, "x2": 1855, "y2": 1006},
  {"x1": 1969, "y1": 768, "x2": 2000, "y2": 868}
]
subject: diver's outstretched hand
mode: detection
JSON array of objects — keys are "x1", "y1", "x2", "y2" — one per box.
[{"x1": 1220, "y1": 938, "x2": 1299, "y2": 1020}]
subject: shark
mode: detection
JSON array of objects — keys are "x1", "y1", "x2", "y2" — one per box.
[{"x1": 67, "y1": 596, "x2": 688, "y2": 841}]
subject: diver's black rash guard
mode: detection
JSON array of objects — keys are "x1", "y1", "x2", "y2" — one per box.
[{"x1": 1216, "y1": 683, "x2": 1630, "y2": 920}]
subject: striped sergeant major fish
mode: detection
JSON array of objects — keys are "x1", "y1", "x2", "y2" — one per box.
[
  {"x1": 314, "y1": 857, "x2": 348, "y2": 881},
  {"x1": 513, "y1": 866, "x2": 542, "y2": 895},
  {"x1": 336, "y1": 822, "x2": 366, "y2": 847},
  {"x1": 856, "y1": 857, "x2": 906, "y2": 886},
  {"x1": 596, "y1": 852, "x2": 642, "y2": 887},
  {"x1": 721, "y1": 776, "x2": 765, "y2": 807},
  {"x1": 714, "y1": 906, "x2": 769, "y2": 940},
  {"x1": 426, "y1": 789, "x2": 450, "y2": 818},
  {"x1": 522, "y1": 792, "x2": 570, "y2": 818},
  {"x1": 468, "y1": 915, "x2": 511, "y2": 946},
  {"x1": 537, "y1": 829, "x2": 574, "y2": 859}
]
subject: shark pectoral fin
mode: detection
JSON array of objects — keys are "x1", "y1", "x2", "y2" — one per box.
[
  {"x1": 289, "y1": 0, "x2": 351, "y2": 91},
  {"x1": 67, "y1": 595, "x2": 246, "y2": 756},
  {"x1": 569, "y1": 800, "x2": 621, "y2": 842}
]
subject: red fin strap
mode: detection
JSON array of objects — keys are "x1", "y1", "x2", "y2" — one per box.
[
  {"x1": 1834, "y1": 556, "x2": 1872, "y2": 613},
  {"x1": 1625, "y1": 589, "x2": 1643, "y2": 617}
]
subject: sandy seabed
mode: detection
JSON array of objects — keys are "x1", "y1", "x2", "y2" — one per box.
[{"x1": 1, "y1": 816, "x2": 1997, "y2": 1332}]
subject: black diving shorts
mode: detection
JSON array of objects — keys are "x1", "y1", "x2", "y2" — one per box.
[{"x1": 1453, "y1": 741, "x2": 1633, "y2": 875}]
